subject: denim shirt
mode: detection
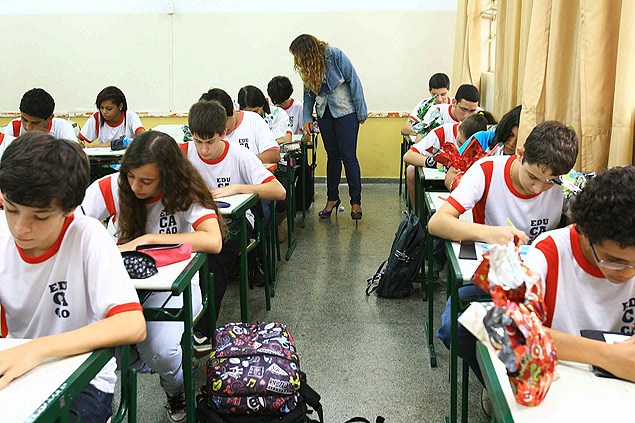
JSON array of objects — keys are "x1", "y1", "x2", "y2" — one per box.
[{"x1": 303, "y1": 46, "x2": 368, "y2": 124}]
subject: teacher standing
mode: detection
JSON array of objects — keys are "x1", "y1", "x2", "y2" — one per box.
[{"x1": 289, "y1": 34, "x2": 367, "y2": 221}]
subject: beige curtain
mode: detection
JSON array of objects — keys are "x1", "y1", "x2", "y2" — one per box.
[
  {"x1": 452, "y1": 0, "x2": 483, "y2": 90},
  {"x1": 504, "y1": 0, "x2": 634, "y2": 171}
]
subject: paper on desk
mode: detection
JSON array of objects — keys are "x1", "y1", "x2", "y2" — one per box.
[{"x1": 603, "y1": 333, "x2": 630, "y2": 344}]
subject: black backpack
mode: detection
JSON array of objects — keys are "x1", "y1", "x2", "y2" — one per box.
[
  {"x1": 366, "y1": 213, "x2": 426, "y2": 298},
  {"x1": 295, "y1": 157, "x2": 315, "y2": 212}
]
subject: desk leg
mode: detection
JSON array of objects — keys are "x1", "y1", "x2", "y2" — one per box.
[
  {"x1": 240, "y1": 217, "x2": 249, "y2": 322},
  {"x1": 449, "y1": 255, "x2": 458, "y2": 423},
  {"x1": 426, "y1": 233, "x2": 437, "y2": 368},
  {"x1": 285, "y1": 161, "x2": 297, "y2": 261},
  {"x1": 181, "y1": 284, "x2": 195, "y2": 423},
  {"x1": 399, "y1": 140, "x2": 404, "y2": 196},
  {"x1": 301, "y1": 143, "x2": 307, "y2": 228}
]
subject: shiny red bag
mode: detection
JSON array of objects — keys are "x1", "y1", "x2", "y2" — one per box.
[{"x1": 135, "y1": 243, "x2": 192, "y2": 267}]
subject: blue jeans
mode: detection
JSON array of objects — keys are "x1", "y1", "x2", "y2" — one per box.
[
  {"x1": 437, "y1": 283, "x2": 491, "y2": 385},
  {"x1": 70, "y1": 385, "x2": 113, "y2": 423},
  {"x1": 317, "y1": 107, "x2": 362, "y2": 205}
]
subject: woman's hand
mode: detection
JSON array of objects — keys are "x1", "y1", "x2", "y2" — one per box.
[
  {"x1": 302, "y1": 122, "x2": 313, "y2": 136},
  {"x1": 359, "y1": 119, "x2": 366, "y2": 124}
]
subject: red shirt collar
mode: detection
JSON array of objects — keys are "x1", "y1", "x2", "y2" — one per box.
[
  {"x1": 570, "y1": 225, "x2": 605, "y2": 278},
  {"x1": 197, "y1": 140, "x2": 230, "y2": 165},
  {"x1": 16, "y1": 215, "x2": 74, "y2": 264}
]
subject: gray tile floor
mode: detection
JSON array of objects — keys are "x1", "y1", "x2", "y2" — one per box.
[{"x1": 114, "y1": 183, "x2": 488, "y2": 422}]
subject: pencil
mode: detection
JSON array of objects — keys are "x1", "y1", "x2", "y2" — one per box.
[{"x1": 506, "y1": 217, "x2": 517, "y2": 229}]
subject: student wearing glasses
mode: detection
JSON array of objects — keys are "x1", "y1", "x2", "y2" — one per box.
[{"x1": 523, "y1": 166, "x2": 635, "y2": 382}]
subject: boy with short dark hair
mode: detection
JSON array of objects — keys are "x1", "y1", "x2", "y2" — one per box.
[
  {"x1": 184, "y1": 100, "x2": 285, "y2": 350},
  {"x1": 401, "y1": 73, "x2": 453, "y2": 136},
  {"x1": 0, "y1": 132, "x2": 146, "y2": 421},
  {"x1": 429, "y1": 121, "x2": 579, "y2": 245},
  {"x1": 200, "y1": 88, "x2": 281, "y2": 164},
  {"x1": 524, "y1": 166, "x2": 635, "y2": 382},
  {"x1": 3, "y1": 88, "x2": 76, "y2": 141},
  {"x1": 267, "y1": 76, "x2": 303, "y2": 135}
]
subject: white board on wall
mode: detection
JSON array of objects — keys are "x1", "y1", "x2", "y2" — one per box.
[{"x1": 0, "y1": 1, "x2": 457, "y2": 115}]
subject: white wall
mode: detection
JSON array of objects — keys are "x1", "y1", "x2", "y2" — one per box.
[{"x1": 0, "y1": 1, "x2": 457, "y2": 115}]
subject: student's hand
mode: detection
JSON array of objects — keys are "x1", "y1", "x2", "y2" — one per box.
[
  {"x1": 597, "y1": 341, "x2": 635, "y2": 382},
  {"x1": 211, "y1": 185, "x2": 239, "y2": 199},
  {"x1": 0, "y1": 189, "x2": 4, "y2": 208},
  {"x1": 616, "y1": 333, "x2": 635, "y2": 344},
  {"x1": 118, "y1": 234, "x2": 153, "y2": 252},
  {"x1": 483, "y1": 226, "x2": 530, "y2": 246},
  {"x1": 359, "y1": 119, "x2": 366, "y2": 124},
  {"x1": 0, "y1": 342, "x2": 46, "y2": 390},
  {"x1": 302, "y1": 122, "x2": 313, "y2": 136}
]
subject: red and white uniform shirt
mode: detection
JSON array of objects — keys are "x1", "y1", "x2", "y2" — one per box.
[
  {"x1": 447, "y1": 155, "x2": 564, "y2": 242},
  {"x1": 263, "y1": 106, "x2": 292, "y2": 141},
  {"x1": 79, "y1": 111, "x2": 144, "y2": 144},
  {"x1": 4, "y1": 117, "x2": 76, "y2": 142},
  {"x1": 410, "y1": 122, "x2": 460, "y2": 157},
  {"x1": 0, "y1": 133, "x2": 17, "y2": 162},
  {"x1": 407, "y1": 96, "x2": 453, "y2": 125},
  {"x1": 279, "y1": 99, "x2": 303, "y2": 135},
  {"x1": 0, "y1": 212, "x2": 142, "y2": 393},
  {"x1": 181, "y1": 140, "x2": 276, "y2": 227},
  {"x1": 525, "y1": 225, "x2": 635, "y2": 335},
  {"x1": 225, "y1": 111, "x2": 279, "y2": 156},
  {"x1": 81, "y1": 173, "x2": 218, "y2": 236}
]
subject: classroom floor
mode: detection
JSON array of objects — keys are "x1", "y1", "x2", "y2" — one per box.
[{"x1": 113, "y1": 183, "x2": 489, "y2": 422}]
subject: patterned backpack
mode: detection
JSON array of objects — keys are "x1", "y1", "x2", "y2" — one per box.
[{"x1": 197, "y1": 322, "x2": 323, "y2": 423}]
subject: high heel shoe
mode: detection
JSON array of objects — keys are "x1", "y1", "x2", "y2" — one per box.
[
  {"x1": 351, "y1": 206, "x2": 362, "y2": 225},
  {"x1": 319, "y1": 199, "x2": 341, "y2": 218}
]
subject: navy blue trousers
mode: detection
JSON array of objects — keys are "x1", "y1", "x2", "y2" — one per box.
[{"x1": 317, "y1": 107, "x2": 362, "y2": 205}]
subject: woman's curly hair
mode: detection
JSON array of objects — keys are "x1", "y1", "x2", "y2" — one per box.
[
  {"x1": 570, "y1": 166, "x2": 635, "y2": 248},
  {"x1": 117, "y1": 131, "x2": 227, "y2": 242},
  {"x1": 289, "y1": 34, "x2": 327, "y2": 94}
]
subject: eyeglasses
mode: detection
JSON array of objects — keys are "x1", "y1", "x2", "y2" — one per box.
[{"x1": 589, "y1": 241, "x2": 635, "y2": 270}]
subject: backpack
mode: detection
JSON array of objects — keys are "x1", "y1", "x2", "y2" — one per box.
[
  {"x1": 295, "y1": 157, "x2": 315, "y2": 212},
  {"x1": 197, "y1": 322, "x2": 323, "y2": 423},
  {"x1": 366, "y1": 213, "x2": 426, "y2": 298}
]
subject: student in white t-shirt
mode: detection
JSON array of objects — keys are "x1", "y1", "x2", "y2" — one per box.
[
  {"x1": 401, "y1": 72, "x2": 453, "y2": 136},
  {"x1": 429, "y1": 121, "x2": 579, "y2": 245},
  {"x1": 82, "y1": 131, "x2": 224, "y2": 422},
  {"x1": 403, "y1": 113, "x2": 488, "y2": 210},
  {"x1": 267, "y1": 76, "x2": 304, "y2": 136},
  {"x1": 79, "y1": 86, "x2": 145, "y2": 147},
  {"x1": 3, "y1": 88, "x2": 76, "y2": 142},
  {"x1": 200, "y1": 88, "x2": 280, "y2": 163},
  {"x1": 524, "y1": 166, "x2": 635, "y2": 382},
  {"x1": 0, "y1": 132, "x2": 146, "y2": 421},
  {"x1": 238, "y1": 85, "x2": 292, "y2": 144},
  {"x1": 434, "y1": 121, "x2": 579, "y2": 385},
  {"x1": 184, "y1": 100, "x2": 286, "y2": 348}
]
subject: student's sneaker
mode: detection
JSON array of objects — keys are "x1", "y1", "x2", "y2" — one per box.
[
  {"x1": 193, "y1": 330, "x2": 213, "y2": 354},
  {"x1": 166, "y1": 390, "x2": 187, "y2": 422},
  {"x1": 481, "y1": 388, "x2": 492, "y2": 418}
]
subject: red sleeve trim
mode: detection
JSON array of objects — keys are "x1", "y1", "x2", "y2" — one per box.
[
  {"x1": 534, "y1": 236, "x2": 559, "y2": 327},
  {"x1": 261, "y1": 175, "x2": 276, "y2": 184},
  {"x1": 446, "y1": 196, "x2": 466, "y2": 214},
  {"x1": 408, "y1": 115, "x2": 419, "y2": 123},
  {"x1": 410, "y1": 146, "x2": 421, "y2": 154},
  {"x1": 134, "y1": 127, "x2": 145, "y2": 135},
  {"x1": 0, "y1": 133, "x2": 4, "y2": 145},
  {"x1": 193, "y1": 213, "x2": 218, "y2": 229},
  {"x1": 179, "y1": 142, "x2": 189, "y2": 154},
  {"x1": 264, "y1": 164, "x2": 278, "y2": 172},
  {"x1": 286, "y1": 131, "x2": 292, "y2": 135},
  {"x1": 264, "y1": 146, "x2": 281, "y2": 152},
  {"x1": 98, "y1": 176, "x2": 117, "y2": 218},
  {"x1": 472, "y1": 160, "x2": 494, "y2": 225},
  {"x1": 106, "y1": 302, "x2": 143, "y2": 318},
  {"x1": 1, "y1": 305, "x2": 8, "y2": 338},
  {"x1": 12, "y1": 120, "x2": 21, "y2": 137},
  {"x1": 78, "y1": 132, "x2": 90, "y2": 142}
]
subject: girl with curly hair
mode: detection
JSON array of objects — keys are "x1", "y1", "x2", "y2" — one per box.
[
  {"x1": 81, "y1": 130, "x2": 225, "y2": 422},
  {"x1": 290, "y1": 34, "x2": 367, "y2": 221}
]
